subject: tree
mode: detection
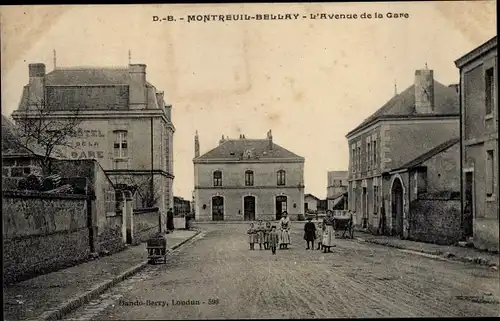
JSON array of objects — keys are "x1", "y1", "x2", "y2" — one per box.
[
  {"x1": 114, "y1": 174, "x2": 162, "y2": 209},
  {"x1": 10, "y1": 100, "x2": 82, "y2": 176}
]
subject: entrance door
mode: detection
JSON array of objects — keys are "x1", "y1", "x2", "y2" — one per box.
[
  {"x1": 275, "y1": 196, "x2": 287, "y2": 220},
  {"x1": 463, "y1": 172, "x2": 474, "y2": 238},
  {"x1": 212, "y1": 196, "x2": 224, "y2": 221},
  {"x1": 244, "y1": 196, "x2": 256, "y2": 221},
  {"x1": 391, "y1": 178, "x2": 404, "y2": 237}
]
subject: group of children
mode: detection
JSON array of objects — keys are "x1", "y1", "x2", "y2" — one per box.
[
  {"x1": 247, "y1": 220, "x2": 279, "y2": 254},
  {"x1": 304, "y1": 217, "x2": 328, "y2": 251}
]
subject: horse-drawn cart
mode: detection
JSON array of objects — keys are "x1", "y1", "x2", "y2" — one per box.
[
  {"x1": 146, "y1": 233, "x2": 168, "y2": 264},
  {"x1": 333, "y1": 214, "x2": 354, "y2": 239}
]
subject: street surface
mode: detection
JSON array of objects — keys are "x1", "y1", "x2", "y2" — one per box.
[{"x1": 64, "y1": 224, "x2": 500, "y2": 319}]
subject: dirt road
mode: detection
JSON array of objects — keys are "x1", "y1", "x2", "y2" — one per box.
[{"x1": 64, "y1": 224, "x2": 500, "y2": 319}]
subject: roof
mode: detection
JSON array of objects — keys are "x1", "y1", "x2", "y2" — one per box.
[
  {"x1": 389, "y1": 137, "x2": 460, "y2": 173},
  {"x1": 304, "y1": 193, "x2": 320, "y2": 200},
  {"x1": 45, "y1": 67, "x2": 129, "y2": 85},
  {"x1": 195, "y1": 138, "x2": 304, "y2": 161},
  {"x1": 1, "y1": 114, "x2": 45, "y2": 156},
  {"x1": 455, "y1": 36, "x2": 497, "y2": 68},
  {"x1": 326, "y1": 191, "x2": 348, "y2": 200},
  {"x1": 16, "y1": 66, "x2": 167, "y2": 114},
  {"x1": 346, "y1": 80, "x2": 459, "y2": 137}
]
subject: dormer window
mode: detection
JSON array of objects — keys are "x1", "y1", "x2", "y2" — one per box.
[{"x1": 213, "y1": 170, "x2": 222, "y2": 187}]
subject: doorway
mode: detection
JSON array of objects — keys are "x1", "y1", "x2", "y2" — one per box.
[
  {"x1": 463, "y1": 171, "x2": 474, "y2": 238},
  {"x1": 244, "y1": 196, "x2": 256, "y2": 221},
  {"x1": 212, "y1": 196, "x2": 224, "y2": 221},
  {"x1": 391, "y1": 178, "x2": 404, "y2": 237},
  {"x1": 275, "y1": 196, "x2": 287, "y2": 220}
]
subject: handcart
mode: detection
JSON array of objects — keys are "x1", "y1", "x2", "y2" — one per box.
[
  {"x1": 146, "y1": 233, "x2": 168, "y2": 264},
  {"x1": 333, "y1": 214, "x2": 354, "y2": 239}
]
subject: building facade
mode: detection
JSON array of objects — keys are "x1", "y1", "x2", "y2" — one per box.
[
  {"x1": 326, "y1": 171, "x2": 348, "y2": 210},
  {"x1": 304, "y1": 194, "x2": 320, "y2": 213},
  {"x1": 455, "y1": 36, "x2": 499, "y2": 252},
  {"x1": 11, "y1": 63, "x2": 175, "y2": 225},
  {"x1": 193, "y1": 131, "x2": 305, "y2": 221},
  {"x1": 385, "y1": 138, "x2": 462, "y2": 244},
  {"x1": 346, "y1": 68, "x2": 460, "y2": 237}
]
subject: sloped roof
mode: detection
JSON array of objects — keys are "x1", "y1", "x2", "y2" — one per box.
[
  {"x1": 45, "y1": 67, "x2": 129, "y2": 85},
  {"x1": 195, "y1": 139, "x2": 304, "y2": 161},
  {"x1": 1, "y1": 114, "x2": 45, "y2": 156},
  {"x1": 347, "y1": 80, "x2": 459, "y2": 137},
  {"x1": 389, "y1": 137, "x2": 460, "y2": 173},
  {"x1": 305, "y1": 193, "x2": 320, "y2": 200}
]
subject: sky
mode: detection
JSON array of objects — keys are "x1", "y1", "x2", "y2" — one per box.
[{"x1": 0, "y1": 2, "x2": 496, "y2": 199}]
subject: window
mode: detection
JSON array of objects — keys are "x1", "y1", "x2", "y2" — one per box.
[
  {"x1": 486, "y1": 150, "x2": 494, "y2": 197},
  {"x1": 277, "y1": 170, "x2": 286, "y2": 186},
  {"x1": 245, "y1": 170, "x2": 254, "y2": 186},
  {"x1": 352, "y1": 146, "x2": 357, "y2": 172},
  {"x1": 373, "y1": 186, "x2": 378, "y2": 214},
  {"x1": 485, "y1": 68, "x2": 494, "y2": 115},
  {"x1": 213, "y1": 170, "x2": 222, "y2": 187},
  {"x1": 113, "y1": 130, "x2": 128, "y2": 158},
  {"x1": 357, "y1": 147, "x2": 361, "y2": 171},
  {"x1": 373, "y1": 139, "x2": 377, "y2": 165},
  {"x1": 367, "y1": 142, "x2": 371, "y2": 169}
]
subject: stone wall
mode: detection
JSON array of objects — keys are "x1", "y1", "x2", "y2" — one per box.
[
  {"x1": 2, "y1": 190, "x2": 90, "y2": 284},
  {"x1": 97, "y1": 214, "x2": 125, "y2": 254},
  {"x1": 408, "y1": 198, "x2": 461, "y2": 245},
  {"x1": 133, "y1": 207, "x2": 160, "y2": 243}
]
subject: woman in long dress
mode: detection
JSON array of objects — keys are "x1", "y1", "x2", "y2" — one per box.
[
  {"x1": 322, "y1": 210, "x2": 336, "y2": 253},
  {"x1": 279, "y1": 211, "x2": 291, "y2": 249}
]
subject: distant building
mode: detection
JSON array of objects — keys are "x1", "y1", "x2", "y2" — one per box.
[
  {"x1": 455, "y1": 36, "x2": 498, "y2": 252},
  {"x1": 304, "y1": 193, "x2": 320, "y2": 213},
  {"x1": 346, "y1": 67, "x2": 460, "y2": 237},
  {"x1": 174, "y1": 196, "x2": 191, "y2": 217},
  {"x1": 11, "y1": 63, "x2": 175, "y2": 225},
  {"x1": 326, "y1": 171, "x2": 348, "y2": 210},
  {"x1": 193, "y1": 130, "x2": 305, "y2": 221}
]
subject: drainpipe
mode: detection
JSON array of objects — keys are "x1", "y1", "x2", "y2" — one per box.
[{"x1": 458, "y1": 71, "x2": 464, "y2": 240}]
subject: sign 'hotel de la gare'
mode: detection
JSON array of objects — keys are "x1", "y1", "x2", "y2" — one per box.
[{"x1": 11, "y1": 62, "x2": 176, "y2": 214}]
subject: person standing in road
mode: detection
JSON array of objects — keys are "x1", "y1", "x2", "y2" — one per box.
[
  {"x1": 279, "y1": 211, "x2": 291, "y2": 249},
  {"x1": 256, "y1": 220, "x2": 265, "y2": 250},
  {"x1": 269, "y1": 225, "x2": 279, "y2": 255},
  {"x1": 167, "y1": 208, "x2": 175, "y2": 232},
  {"x1": 322, "y1": 210, "x2": 336, "y2": 253},
  {"x1": 316, "y1": 221, "x2": 325, "y2": 250},
  {"x1": 247, "y1": 223, "x2": 258, "y2": 250},
  {"x1": 304, "y1": 216, "x2": 316, "y2": 250},
  {"x1": 263, "y1": 221, "x2": 272, "y2": 250}
]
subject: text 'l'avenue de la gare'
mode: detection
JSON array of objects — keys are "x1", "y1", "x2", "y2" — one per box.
[{"x1": 152, "y1": 12, "x2": 410, "y2": 23}]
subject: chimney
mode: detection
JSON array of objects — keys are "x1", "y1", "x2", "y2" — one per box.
[
  {"x1": 414, "y1": 67, "x2": 435, "y2": 113},
  {"x1": 128, "y1": 64, "x2": 147, "y2": 109},
  {"x1": 28, "y1": 63, "x2": 46, "y2": 109},
  {"x1": 156, "y1": 90, "x2": 165, "y2": 109},
  {"x1": 267, "y1": 129, "x2": 273, "y2": 149},
  {"x1": 242, "y1": 134, "x2": 245, "y2": 139},
  {"x1": 194, "y1": 131, "x2": 200, "y2": 158},
  {"x1": 219, "y1": 135, "x2": 226, "y2": 145}
]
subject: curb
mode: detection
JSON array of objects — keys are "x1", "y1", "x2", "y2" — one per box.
[
  {"x1": 34, "y1": 230, "x2": 201, "y2": 321},
  {"x1": 358, "y1": 237, "x2": 499, "y2": 268}
]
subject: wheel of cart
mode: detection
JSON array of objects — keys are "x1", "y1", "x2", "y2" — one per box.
[{"x1": 146, "y1": 233, "x2": 168, "y2": 264}]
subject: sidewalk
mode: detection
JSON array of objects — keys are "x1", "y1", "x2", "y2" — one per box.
[
  {"x1": 354, "y1": 230, "x2": 499, "y2": 268},
  {"x1": 3, "y1": 229, "x2": 200, "y2": 321}
]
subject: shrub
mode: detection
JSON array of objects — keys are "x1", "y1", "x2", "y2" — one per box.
[{"x1": 297, "y1": 214, "x2": 305, "y2": 221}]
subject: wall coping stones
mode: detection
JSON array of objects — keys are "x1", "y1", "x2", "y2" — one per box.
[{"x1": 2, "y1": 189, "x2": 91, "y2": 200}]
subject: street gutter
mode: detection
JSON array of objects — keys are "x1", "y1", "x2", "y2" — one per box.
[{"x1": 31, "y1": 230, "x2": 202, "y2": 321}]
